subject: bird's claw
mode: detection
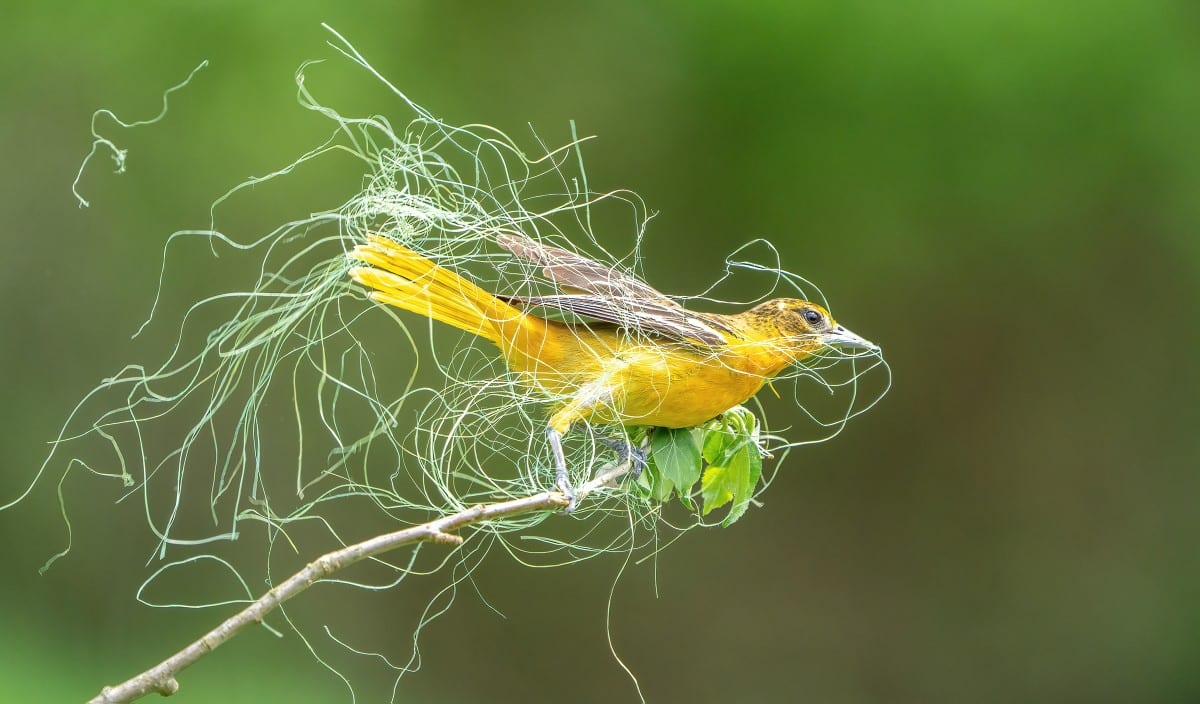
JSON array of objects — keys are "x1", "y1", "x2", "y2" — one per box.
[
  {"x1": 628, "y1": 444, "x2": 648, "y2": 480},
  {"x1": 556, "y1": 477, "x2": 578, "y2": 512},
  {"x1": 596, "y1": 434, "x2": 649, "y2": 480}
]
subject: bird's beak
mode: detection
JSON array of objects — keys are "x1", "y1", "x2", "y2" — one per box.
[{"x1": 824, "y1": 324, "x2": 879, "y2": 352}]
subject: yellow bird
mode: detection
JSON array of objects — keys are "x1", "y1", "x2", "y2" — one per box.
[{"x1": 348, "y1": 233, "x2": 875, "y2": 508}]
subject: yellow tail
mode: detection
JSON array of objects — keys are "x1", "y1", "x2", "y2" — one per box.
[{"x1": 348, "y1": 234, "x2": 527, "y2": 345}]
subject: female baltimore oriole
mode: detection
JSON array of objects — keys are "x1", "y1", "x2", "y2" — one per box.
[{"x1": 348, "y1": 233, "x2": 875, "y2": 508}]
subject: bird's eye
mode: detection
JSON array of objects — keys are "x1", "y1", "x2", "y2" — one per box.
[{"x1": 802, "y1": 309, "x2": 823, "y2": 326}]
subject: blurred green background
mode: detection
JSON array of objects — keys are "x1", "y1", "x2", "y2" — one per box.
[{"x1": 3, "y1": 1, "x2": 1199, "y2": 702}]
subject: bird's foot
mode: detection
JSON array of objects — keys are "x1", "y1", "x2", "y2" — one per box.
[
  {"x1": 555, "y1": 474, "x2": 578, "y2": 513},
  {"x1": 627, "y1": 444, "x2": 649, "y2": 480},
  {"x1": 595, "y1": 433, "x2": 650, "y2": 480}
]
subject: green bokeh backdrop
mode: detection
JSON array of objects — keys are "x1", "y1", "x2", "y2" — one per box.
[{"x1": 2, "y1": 2, "x2": 1198, "y2": 702}]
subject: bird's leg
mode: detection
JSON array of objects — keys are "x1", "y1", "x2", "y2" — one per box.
[
  {"x1": 545, "y1": 371, "x2": 624, "y2": 513},
  {"x1": 546, "y1": 426, "x2": 576, "y2": 512}
]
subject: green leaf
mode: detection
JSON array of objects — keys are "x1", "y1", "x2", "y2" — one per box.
[
  {"x1": 700, "y1": 465, "x2": 735, "y2": 514},
  {"x1": 722, "y1": 442, "x2": 762, "y2": 527},
  {"x1": 648, "y1": 427, "x2": 703, "y2": 509},
  {"x1": 702, "y1": 422, "x2": 740, "y2": 467},
  {"x1": 698, "y1": 412, "x2": 764, "y2": 526},
  {"x1": 630, "y1": 464, "x2": 653, "y2": 500}
]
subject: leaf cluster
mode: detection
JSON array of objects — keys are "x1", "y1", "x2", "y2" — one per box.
[{"x1": 634, "y1": 407, "x2": 764, "y2": 526}]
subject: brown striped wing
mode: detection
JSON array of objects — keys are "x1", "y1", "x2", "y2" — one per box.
[{"x1": 496, "y1": 234, "x2": 734, "y2": 346}]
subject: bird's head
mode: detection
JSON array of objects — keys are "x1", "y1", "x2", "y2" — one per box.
[{"x1": 746, "y1": 298, "x2": 878, "y2": 360}]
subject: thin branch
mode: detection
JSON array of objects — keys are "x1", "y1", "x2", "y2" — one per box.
[{"x1": 88, "y1": 461, "x2": 631, "y2": 704}]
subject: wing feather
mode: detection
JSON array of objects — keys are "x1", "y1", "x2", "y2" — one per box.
[
  {"x1": 496, "y1": 234, "x2": 734, "y2": 346},
  {"x1": 497, "y1": 234, "x2": 669, "y2": 303}
]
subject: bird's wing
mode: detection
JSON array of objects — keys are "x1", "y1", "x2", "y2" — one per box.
[
  {"x1": 496, "y1": 233, "x2": 735, "y2": 346},
  {"x1": 496, "y1": 233, "x2": 667, "y2": 301}
]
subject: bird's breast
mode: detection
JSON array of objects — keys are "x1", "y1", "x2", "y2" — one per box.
[{"x1": 501, "y1": 322, "x2": 783, "y2": 429}]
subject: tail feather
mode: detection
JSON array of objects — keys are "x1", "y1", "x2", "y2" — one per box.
[{"x1": 348, "y1": 234, "x2": 526, "y2": 345}]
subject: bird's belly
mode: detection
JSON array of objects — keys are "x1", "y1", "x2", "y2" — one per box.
[
  {"x1": 503, "y1": 325, "x2": 774, "y2": 430},
  {"x1": 599, "y1": 350, "x2": 767, "y2": 429}
]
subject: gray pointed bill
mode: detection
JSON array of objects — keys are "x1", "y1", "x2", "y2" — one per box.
[{"x1": 823, "y1": 324, "x2": 879, "y2": 352}]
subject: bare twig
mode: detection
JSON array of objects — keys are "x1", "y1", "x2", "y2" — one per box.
[{"x1": 88, "y1": 461, "x2": 631, "y2": 704}]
